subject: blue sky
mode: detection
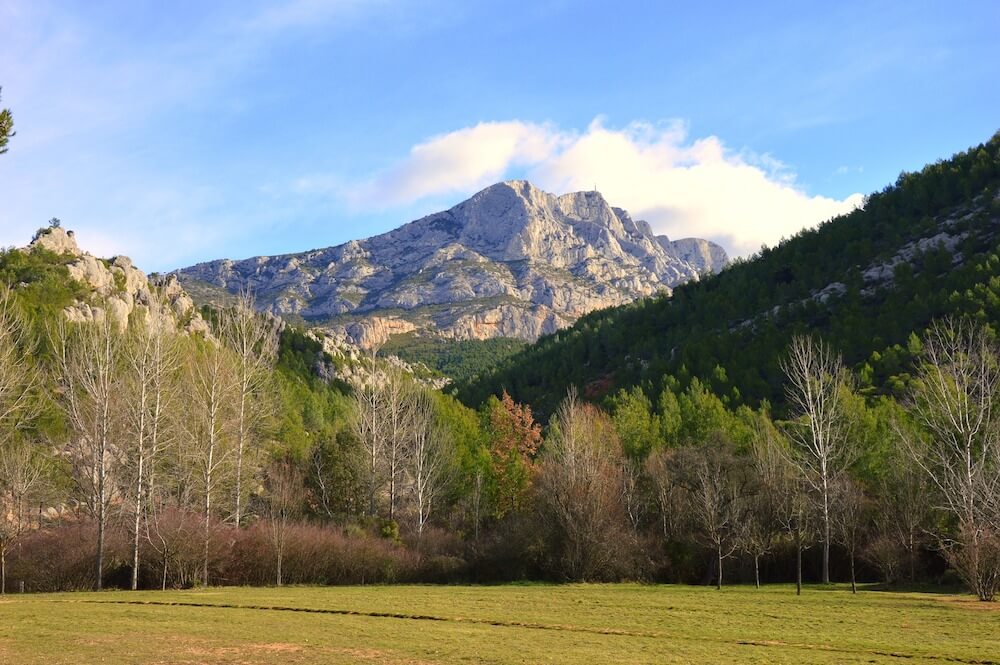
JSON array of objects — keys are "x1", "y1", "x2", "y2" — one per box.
[{"x1": 1, "y1": 0, "x2": 997, "y2": 271}]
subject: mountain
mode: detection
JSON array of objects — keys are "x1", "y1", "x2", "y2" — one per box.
[
  {"x1": 174, "y1": 181, "x2": 727, "y2": 347},
  {"x1": 457, "y1": 132, "x2": 1000, "y2": 417}
]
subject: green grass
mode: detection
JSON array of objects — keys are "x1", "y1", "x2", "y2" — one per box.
[{"x1": 0, "y1": 584, "x2": 996, "y2": 664}]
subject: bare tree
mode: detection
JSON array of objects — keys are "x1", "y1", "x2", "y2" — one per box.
[
  {"x1": 539, "y1": 389, "x2": 629, "y2": 581},
  {"x1": 780, "y1": 334, "x2": 853, "y2": 585},
  {"x1": 832, "y1": 477, "x2": 871, "y2": 593},
  {"x1": 383, "y1": 367, "x2": 414, "y2": 523},
  {"x1": 0, "y1": 288, "x2": 45, "y2": 593},
  {"x1": 671, "y1": 439, "x2": 750, "y2": 590},
  {"x1": 470, "y1": 464, "x2": 485, "y2": 541},
  {"x1": 145, "y1": 438, "x2": 200, "y2": 591},
  {"x1": 0, "y1": 287, "x2": 38, "y2": 437},
  {"x1": 182, "y1": 340, "x2": 237, "y2": 586},
  {"x1": 898, "y1": 318, "x2": 1000, "y2": 601},
  {"x1": 350, "y1": 353, "x2": 416, "y2": 522},
  {"x1": 310, "y1": 439, "x2": 337, "y2": 520},
  {"x1": 783, "y1": 478, "x2": 817, "y2": 596},
  {"x1": 220, "y1": 290, "x2": 279, "y2": 526},
  {"x1": 873, "y1": 436, "x2": 932, "y2": 584},
  {"x1": 52, "y1": 314, "x2": 126, "y2": 590},
  {"x1": 351, "y1": 346, "x2": 386, "y2": 517},
  {"x1": 646, "y1": 448, "x2": 684, "y2": 541},
  {"x1": 621, "y1": 458, "x2": 647, "y2": 533},
  {"x1": 264, "y1": 459, "x2": 305, "y2": 586},
  {"x1": 408, "y1": 391, "x2": 449, "y2": 537},
  {"x1": 756, "y1": 413, "x2": 817, "y2": 595},
  {"x1": 745, "y1": 415, "x2": 790, "y2": 588},
  {"x1": 0, "y1": 442, "x2": 46, "y2": 594},
  {"x1": 122, "y1": 300, "x2": 179, "y2": 590}
]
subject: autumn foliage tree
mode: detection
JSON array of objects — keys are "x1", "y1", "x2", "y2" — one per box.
[{"x1": 484, "y1": 390, "x2": 541, "y2": 518}]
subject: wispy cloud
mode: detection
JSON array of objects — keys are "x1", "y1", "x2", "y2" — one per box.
[
  {"x1": 0, "y1": 0, "x2": 417, "y2": 267},
  {"x1": 311, "y1": 118, "x2": 862, "y2": 256}
]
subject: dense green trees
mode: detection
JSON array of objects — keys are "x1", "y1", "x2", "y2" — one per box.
[
  {"x1": 457, "y1": 131, "x2": 1000, "y2": 420},
  {"x1": 382, "y1": 333, "x2": 526, "y2": 383}
]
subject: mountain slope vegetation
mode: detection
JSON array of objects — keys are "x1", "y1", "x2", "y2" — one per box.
[{"x1": 457, "y1": 132, "x2": 1000, "y2": 418}]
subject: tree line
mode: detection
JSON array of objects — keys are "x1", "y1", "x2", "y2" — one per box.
[{"x1": 2, "y1": 252, "x2": 999, "y2": 600}]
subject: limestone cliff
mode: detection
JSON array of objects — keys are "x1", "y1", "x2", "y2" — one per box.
[
  {"x1": 175, "y1": 181, "x2": 728, "y2": 345},
  {"x1": 28, "y1": 227, "x2": 209, "y2": 336}
]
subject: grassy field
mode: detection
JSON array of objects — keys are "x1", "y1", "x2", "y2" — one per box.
[{"x1": 0, "y1": 584, "x2": 997, "y2": 664}]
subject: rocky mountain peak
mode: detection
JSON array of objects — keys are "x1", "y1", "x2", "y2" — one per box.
[{"x1": 175, "y1": 181, "x2": 728, "y2": 346}]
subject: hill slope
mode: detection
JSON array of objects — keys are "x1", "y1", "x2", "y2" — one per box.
[
  {"x1": 457, "y1": 132, "x2": 1000, "y2": 417},
  {"x1": 174, "y1": 181, "x2": 727, "y2": 347}
]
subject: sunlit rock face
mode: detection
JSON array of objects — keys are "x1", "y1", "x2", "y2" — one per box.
[
  {"x1": 175, "y1": 181, "x2": 728, "y2": 345},
  {"x1": 27, "y1": 228, "x2": 210, "y2": 336}
]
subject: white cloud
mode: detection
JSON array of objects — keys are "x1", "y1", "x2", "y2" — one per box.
[
  {"x1": 341, "y1": 121, "x2": 564, "y2": 208},
  {"x1": 330, "y1": 118, "x2": 862, "y2": 257}
]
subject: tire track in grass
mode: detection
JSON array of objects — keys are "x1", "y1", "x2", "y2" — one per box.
[{"x1": 45, "y1": 598, "x2": 998, "y2": 665}]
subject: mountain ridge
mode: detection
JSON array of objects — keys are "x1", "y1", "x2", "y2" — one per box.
[{"x1": 174, "y1": 180, "x2": 727, "y2": 346}]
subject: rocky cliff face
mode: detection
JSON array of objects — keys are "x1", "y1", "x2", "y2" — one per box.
[
  {"x1": 29, "y1": 227, "x2": 210, "y2": 336},
  {"x1": 175, "y1": 181, "x2": 728, "y2": 346}
]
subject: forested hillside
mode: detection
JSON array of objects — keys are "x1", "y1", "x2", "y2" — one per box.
[{"x1": 457, "y1": 132, "x2": 1000, "y2": 418}]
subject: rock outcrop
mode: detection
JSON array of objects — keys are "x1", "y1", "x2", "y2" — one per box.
[
  {"x1": 175, "y1": 181, "x2": 729, "y2": 345},
  {"x1": 658, "y1": 236, "x2": 729, "y2": 275},
  {"x1": 27, "y1": 227, "x2": 209, "y2": 335}
]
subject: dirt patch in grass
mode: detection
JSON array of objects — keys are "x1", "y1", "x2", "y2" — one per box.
[
  {"x1": 248, "y1": 643, "x2": 305, "y2": 653},
  {"x1": 329, "y1": 648, "x2": 438, "y2": 665},
  {"x1": 938, "y1": 597, "x2": 1000, "y2": 612}
]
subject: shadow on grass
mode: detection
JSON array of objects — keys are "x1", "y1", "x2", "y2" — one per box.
[{"x1": 865, "y1": 582, "x2": 967, "y2": 595}]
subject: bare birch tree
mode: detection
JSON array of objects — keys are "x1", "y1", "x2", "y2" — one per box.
[
  {"x1": 145, "y1": 440, "x2": 201, "y2": 591},
  {"x1": 872, "y1": 436, "x2": 932, "y2": 584},
  {"x1": 780, "y1": 334, "x2": 853, "y2": 585},
  {"x1": 351, "y1": 346, "x2": 385, "y2": 517},
  {"x1": 757, "y1": 409, "x2": 817, "y2": 595},
  {"x1": 646, "y1": 448, "x2": 684, "y2": 541},
  {"x1": 383, "y1": 366, "x2": 413, "y2": 523},
  {"x1": 350, "y1": 351, "x2": 416, "y2": 522},
  {"x1": 52, "y1": 313, "x2": 126, "y2": 590},
  {"x1": 182, "y1": 340, "x2": 237, "y2": 586},
  {"x1": 621, "y1": 458, "x2": 647, "y2": 533},
  {"x1": 408, "y1": 391, "x2": 449, "y2": 537},
  {"x1": 898, "y1": 318, "x2": 1000, "y2": 601},
  {"x1": 122, "y1": 300, "x2": 179, "y2": 590},
  {"x1": 264, "y1": 459, "x2": 305, "y2": 586},
  {"x1": 220, "y1": 290, "x2": 279, "y2": 526}
]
